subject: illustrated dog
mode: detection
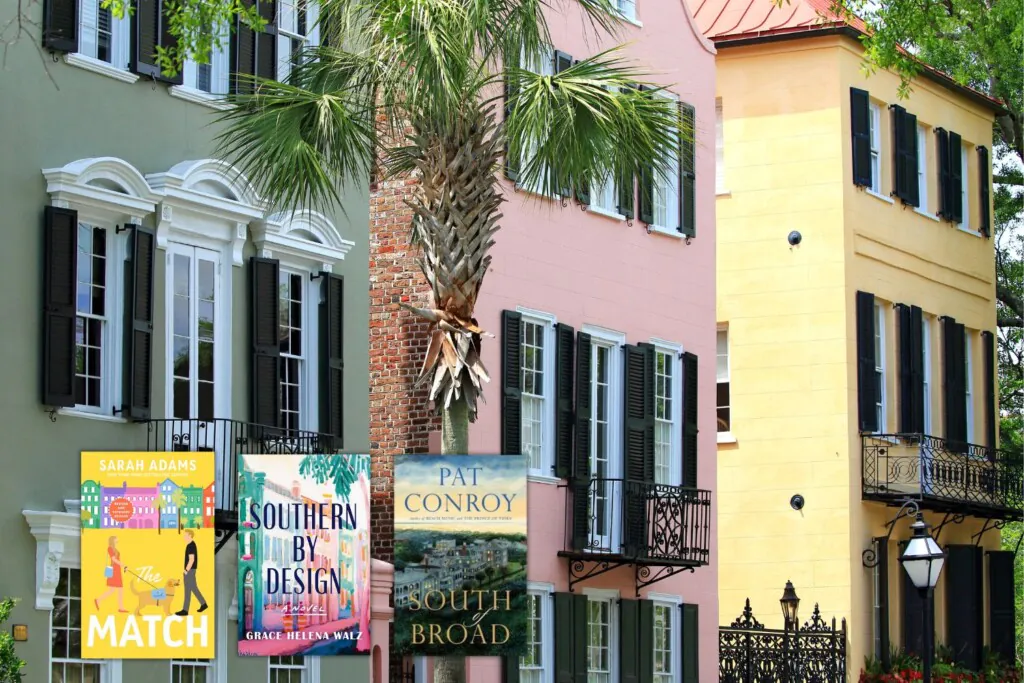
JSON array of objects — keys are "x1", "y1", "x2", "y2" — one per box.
[{"x1": 131, "y1": 578, "x2": 181, "y2": 615}]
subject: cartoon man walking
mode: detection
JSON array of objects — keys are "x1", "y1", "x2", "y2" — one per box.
[{"x1": 175, "y1": 529, "x2": 208, "y2": 616}]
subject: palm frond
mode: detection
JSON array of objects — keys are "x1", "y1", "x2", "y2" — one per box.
[{"x1": 502, "y1": 46, "x2": 682, "y2": 199}]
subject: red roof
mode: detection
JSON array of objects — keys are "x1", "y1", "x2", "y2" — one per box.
[{"x1": 688, "y1": 0, "x2": 1005, "y2": 112}]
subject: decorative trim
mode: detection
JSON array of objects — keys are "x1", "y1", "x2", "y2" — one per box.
[
  {"x1": 717, "y1": 431, "x2": 738, "y2": 444},
  {"x1": 527, "y1": 474, "x2": 563, "y2": 485},
  {"x1": 582, "y1": 324, "x2": 627, "y2": 347},
  {"x1": 866, "y1": 189, "x2": 895, "y2": 205},
  {"x1": 23, "y1": 508, "x2": 82, "y2": 610},
  {"x1": 42, "y1": 157, "x2": 159, "y2": 224},
  {"x1": 55, "y1": 408, "x2": 128, "y2": 424},
  {"x1": 64, "y1": 53, "x2": 140, "y2": 84},
  {"x1": 253, "y1": 211, "x2": 354, "y2": 268},
  {"x1": 515, "y1": 306, "x2": 557, "y2": 326},
  {"x1": 168, "y1": 86, "x2": 232, "y2": 111},
  {"x1": 527, "y1": 581, "x2": 555, "y2": 594},
  {"x1": 650, "y1": 338, "x2": 684, "y2": 354},
  {"x1": 646, "y1": 591, "x2": 683, "y2": 604},
  {"x1": 582, "y1": 586, "x2": 621, "y2": 601},
  {"x1": 676, "y1": 0, "x2": 718, "y2": 54},
  {"x1": 587, "y1": 205, "x2": 627, "y2": 222}
]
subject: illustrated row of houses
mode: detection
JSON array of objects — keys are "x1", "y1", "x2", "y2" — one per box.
[
  {"x1": 2, "y1": 0, "x2": 1015, "y2": 680},
  {"x1": 80, "y1": 479, "x2": 215, "y2": 529},
  {"x1": 394, "y1": 539, "x2": 518, "y2": 606}
]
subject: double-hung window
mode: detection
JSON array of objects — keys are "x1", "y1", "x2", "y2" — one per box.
[
  {"x1": 52, "y1": 568, "x2": 110, "y2": 682},
  {"x1": 279, "y1": 271, "x2": 308, "y2": 432},
  {"x1": 653, "y1": 599, "x2": 681, "y2": 683},
  {"x1": 964, "y1": 331, "x2": 973, "y2": 444},
  {"x1": 518, "y1": 309, "x2": 556, "y2": 477},
  {"x1": 916, "y1": 124, "x2": 929, "y2": 213},
  {"x1": 279, "y1": 0, "x2": 320, "y2": 81},
  {"x1": 585, "y1": 326, "x2": 625, "y2": 551},
  {"x1": 653, "y1": 341, "x2": 682, "y2": 485},
  {"x1": 615, "y1": 0, "x2": 637, "y2": 22},
  {"x1": 869, "y1": 102, "x2": 882, "y2": 194},
  {"x1": 268, "y1": 655, "x2": 308, "y2": 683},
  {"x1": 520, "y1": 585, "x2": 554, "y2": 683},
  {"x1": 171, "y1": 659, "x2": 214, "y2": 682},
  {"x1": 649, "y1": 92, "x2": 681, "y2": 234},
  {"x1": 181, "y1": 25, "x2": 231, "y2": 95},
  {"x1": 75, "y1": 222, "x2": 116, "y2": 411},
  {"x1": 586, "y1": 594, "x2": 617, "y2": 683},
  {"x1": 959, "y1": 143, "x2": 971, "y2": 231},
  {"x1": 518, "y1": 45, "x2": 556, "y2": 196},
  {"x1": 77, "y1": 0, "x2": 130, "y2": 69},
  {"x1": 874, "y1": 302, "x2": 886, "y2": 432},
  {"x1": 716, "y1": 329, "x2": 730, "y2": 434},
  {"x1": 922, "y1": 316, "x2": 932, "y2": 434}
]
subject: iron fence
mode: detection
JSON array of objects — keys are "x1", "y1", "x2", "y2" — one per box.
[{"x1": 719, "y1": 600, "x2": 847, "y2": 683}]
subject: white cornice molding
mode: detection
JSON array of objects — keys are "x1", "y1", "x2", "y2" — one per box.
[
  {"x1": 42, "y1": 157, "x2": 158, "y2": 224},
  {"x1": 146, "y1": 159, "x2": 265, "y2": 265},
  {"x1": 23, "y1": 508, "x2": 82, "y2": 610},
  {"x1": 253, "y1": 210, "x2": 355, "y2": 268}
]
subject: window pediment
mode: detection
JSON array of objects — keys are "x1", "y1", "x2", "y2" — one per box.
[{"x1": 42, "y1": 157, "x2": 158, "y2": 224}]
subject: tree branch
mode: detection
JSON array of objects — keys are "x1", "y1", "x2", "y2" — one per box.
[{"x1": 997, "y1": 284, "x2": 1024, "y2": 323}]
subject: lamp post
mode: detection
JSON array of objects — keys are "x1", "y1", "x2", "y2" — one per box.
[
  {"x1": 780, "y1": 581, "x2": 800, "y2": 682},
  {"x1": 898, "y1": 513, "x2": 945, "y2": 683}
]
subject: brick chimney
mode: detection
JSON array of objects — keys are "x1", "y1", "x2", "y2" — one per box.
[{"x1": 368, "y1": 160, "x2": 441, "y2": 564}]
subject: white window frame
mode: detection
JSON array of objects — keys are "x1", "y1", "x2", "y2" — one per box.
[
  {"x1": 715, "y1": 97, "x2": 727, "y2": 195},
  {"x1": 651, "y1": 339, "x2": 683, "y2": 486},
  {"x1": 648, "y1": 593, "x2": 682, "y2": 683},
  {"x1": 517, "y1": 307, "x2": 558, "y2": 482},
  {"x1": 170, "y1": 21, "x2": 232, "y2": 107},
  {"x1": 50, "y1": 565, "x2": 121, "y2": 683},
  {"x1": 43, "y1": 157, "x2": 160, "y2": 424},
  {"x1": 615, "y1": 0, "x2": 639, "y2": 24},
  {"x1": 959, "y1": 143, "x2": 972, "y2": 233},
  {"x1": 278, "y1": 267, "x2": 320, "y2": 433},
  {"x1": 171, "y1": 659, "x2": 215, "y2": 683},
  {"x1": 583, "y1": 325, "x2": 626, "y2": 553},
  {"x1": 278, "y1": 0, "x2": 321, "y2": 82},
  {"x1": 583, "y1": 588, "x2": 620, "y2": 683},
  {"x1": 916, "y1": 124, "x2": 929, "y2": 216},
  {"x1": 520, "y1": 582, "x2": 555, "y2": 683},
  {"x1": 66, "y1": 0, "x2": 136, "y2": 83},
  {"x1": 716, "y1": 327, "x2": 734, "y2": 442},
  {"x1": 922, "y1": 316, "x2": 932, "y2": 434},
  {"x1": 649, "y1": 90, "x2": 681, "y2": 237},
  {"x1": 268, "y1": 655, "x2": 318, "y2": 683},
  {"x1": 517, "y1": 44, "x2": 558, "y2": 199},
  {"x1": 868, "y1": 102, "x2": 882, "y2": 195},
  {"x1": 965, "y1": 331, "x2": 973, "y2": 445},
  {"x1": 874, "y1": 302, "x2": 887, "y2": 434}
]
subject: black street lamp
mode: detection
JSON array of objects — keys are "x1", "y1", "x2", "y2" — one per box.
[
  {"x1": 780, "y1": 580, "x2": 800, "y2": 629},
  {"x1": 898, "y1": 513, "x2": 945, "y2": 683}
]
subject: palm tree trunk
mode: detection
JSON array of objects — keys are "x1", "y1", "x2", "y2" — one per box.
[{"x1": 442, "y1": 401, "x2": 470, "y2": 454}]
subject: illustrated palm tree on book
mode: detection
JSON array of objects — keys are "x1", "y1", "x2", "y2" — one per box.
[
  {"x1": 154, "y1": 497, "x2": 167, "y2": 535},
  {"x1": 171, "y1": 490, "x2": 187, "y2": 533}
]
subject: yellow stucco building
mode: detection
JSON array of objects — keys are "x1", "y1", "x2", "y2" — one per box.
[{"x1": 689, "y1": 0, "x2": 1020, "y2": 675}]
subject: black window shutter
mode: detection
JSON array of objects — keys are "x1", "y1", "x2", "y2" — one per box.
[
  {"x1": 948, "y1": 131, "x2": 963, "y2": 224},
  {"x1": 42, "y1": 206, "x2": 78, "y2": 408},
  {"x1": 681, "y1": 603, "x2": 699, "y2": 683},
  {"x1": 623, "y1": 343, "x2": 654, "y2": 556},
  {"x1": 554, "y1": 592, "x2": 575, "y2": 683},
  {"x1": 942, "y1": 316, "x2": 959, "y2": 447},
  {"x1": 617, "y1": 168, "x2": 635, "y2": 219},
  {"x1": 251, "y1": 256, "x2": 281, "y2": 428},
  {"x1": 850, "y1": 88, "x2": 872, "y2": 188},
  {"x1": 909, "y1": 306, "x2": 924, "y2": 434},
  {"x1": 637, "y1": 166, "x2": 654, "y2": 225},
  {"x1": 988, "y1": 550, "x2": 1016, "y2": 662},
  {"x1": 554, "y1": 322, "x2": 575, "y2": 478},
  {"x1": 896, "y1": 303, "x2": 913, "y2": 432},
  {"x1": 123, "y1": 226, "x2": 156, "y2": 420},
  {"x1": 944, "y1": 545, "x2": 983, "y2": 670},
  {"x1": 900, "y1": 540, "x2": 930, "y2": 658},
  {"x1": 682, "y1": 351, "x2": 698, "y2": 488},
  {"x1": 903, "y1": 110, "x2": 919, "y2": 206},
  {"x1": 130, "y1": 0, "x2": 183, "y2": 84},
  {"x1": 571, "y1": 332, "x2": 592, "y2": 551},
  {"x1": 572, "y1": 593, "x2": 588, "y2": 683},
  {"x1": 981, "y1": 330, "x2": 996, "y2": 452},
  {"x1": 620, "y1": 598, "x2": 639, "y2": 683},
  {"x1": 319, "y1": 273, "x2": 344, "y2": 443},
  {"x1": 501, "y1": 310, "x2": 523, "y2": 455},
  {"x1": 504, "y1": 76, "x2": 520, "y2": 182},
  {"x1": 42, "y1": 0, "x2": 78, "y2": 52},
  {"x1": 504, "y1": 653, "x2": 520, "y2": 683},
  {"x1": 856, "y1": 291, "x2": 878, "y2": 432},
  {"x1": 680, "y1": 102, "x2": 696, "y2": 237},
  {"x1": 954, "y1": 323, "x2": 967, "y2": 449},
  {"x1": 936, "y1": 128, "x2": 952, "y2": 219},
  {"x1": 231, "y1": 0, "x2": 277, "y2": 93},
  {"x1": 638, "y1": 599, "x2": 654, "y2": 683},
  {"x1": 977, "y1": 146, "x2": 991, "y2": 237}
]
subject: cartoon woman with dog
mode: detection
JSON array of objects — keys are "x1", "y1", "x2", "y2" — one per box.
[{"x1": 95, "y1": 536, "x2": 130, "y2": 613}]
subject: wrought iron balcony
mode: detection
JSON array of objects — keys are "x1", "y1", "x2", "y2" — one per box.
[
  {"x1": 144, "y1": 418, "x2": 336, "y2": 543},
  {"x1": 560, "y1": 478, "x2": 712, "y2": 570},
  {"x1": 862, "y1": 433, "x2": 1023, "y2": 520}
]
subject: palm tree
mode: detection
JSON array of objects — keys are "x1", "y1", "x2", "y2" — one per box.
[
  {"x1": 217, "y1": 0, "x2": 682, "y2": 457},
  {"x1": 217, "y1": 2, "x2": 683, "y2": 679}
]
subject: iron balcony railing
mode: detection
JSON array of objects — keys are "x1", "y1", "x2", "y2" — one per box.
[
  {"x1": 144, "y1": 418, "x2": 336, "y2": 524},
  {"x1": 862, "y1": 433, "x2": 1023, "y2": 519},
  {"x1": 565, "y1": 477, "x2": 712, "y2": 567}
]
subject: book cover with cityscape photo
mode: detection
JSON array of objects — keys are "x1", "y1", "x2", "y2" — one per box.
[
  {"x1": 237, "y1": 454, "x2": 371, "y2": 656},
  {"x1": 80, "y1": 451, "x2": 215, "y2": 659},
  {"x1": 393, "y1": 455, "x2": 528, "y2": 657}
]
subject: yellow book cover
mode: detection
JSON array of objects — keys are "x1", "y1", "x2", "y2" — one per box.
[{"x1": 80, "y1": 451, "x2": 215, "y2": 659}]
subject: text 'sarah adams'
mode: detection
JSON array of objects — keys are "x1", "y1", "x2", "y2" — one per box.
[
  {"x1": 80, "y1": 452, "x2": 216, "y2": 659},
  {"x1": 393, "y1": 455, "x2": 528, "y2": 657},
  {"x1": 237, "y1": 453, "x2": 372, "y2": 656}
]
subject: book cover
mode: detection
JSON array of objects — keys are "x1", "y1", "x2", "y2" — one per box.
[
  {"x1": 393, "y1": 455, "x2": 528, "y2": 657},
  {"x1": 80, "y1": 451, "x2": 215, "y2": 659},
  {"x1": 237, "y1": 453, "x2": 371, "y2": 656}
]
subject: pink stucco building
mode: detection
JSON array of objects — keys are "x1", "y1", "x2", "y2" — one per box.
[{"x1": 371, "y1": 0, "x2": 719, "y2": 680}]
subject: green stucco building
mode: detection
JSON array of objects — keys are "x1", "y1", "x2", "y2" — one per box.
[{"x1": 3, "y1": 0, "x2": 371, "y2": 679}]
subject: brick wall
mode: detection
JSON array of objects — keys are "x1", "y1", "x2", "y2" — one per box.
[{"x1": 368, "y1": 173, "x2": 440, "y2": 563}]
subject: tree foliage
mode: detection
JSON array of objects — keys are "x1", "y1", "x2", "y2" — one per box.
[{"x1": 0, "y1": 599, "x2": 25, "y2": 683}]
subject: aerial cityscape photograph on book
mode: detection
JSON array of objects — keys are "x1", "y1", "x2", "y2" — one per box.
[
  {"x1": 79, "y1": 452, "x2": 216, "y2": 659},
  {"x1": 237, "y1": 453, "x2": 372, "y2": 656},
  {"x1": 393, "y1": 455, "x2": 528, "y2": 658}
]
